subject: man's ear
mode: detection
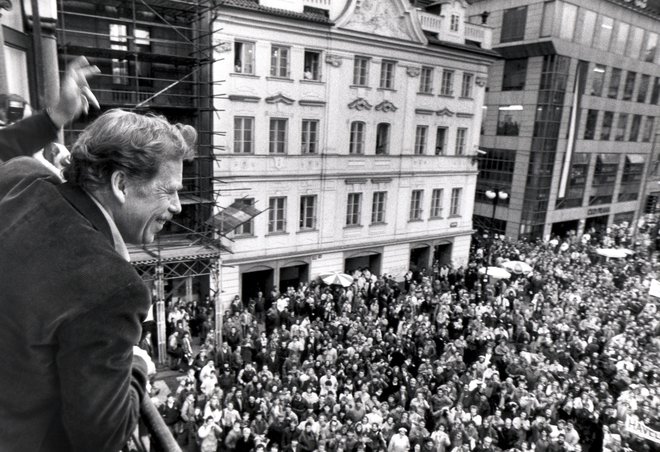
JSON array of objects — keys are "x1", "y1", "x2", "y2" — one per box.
[{"x1": 110, "y1": 170, "x2": 128, "y2": 204}]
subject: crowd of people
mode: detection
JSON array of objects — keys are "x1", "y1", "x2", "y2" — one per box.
[{"x1": 149, "y1": 222, "x2": 660, "y2": 452}]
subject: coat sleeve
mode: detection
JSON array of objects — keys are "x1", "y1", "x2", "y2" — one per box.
[
  {"x1": 0, "y1": 112, "x2": 59, "y2": 162},
  {"x1": 56, "y1": 280, "x2": 150, "y2": 452}
]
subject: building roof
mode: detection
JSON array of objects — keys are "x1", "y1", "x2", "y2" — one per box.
[
  {"x1": 426, "y1": 33, "x2": 501, "y2": 58},
  {"x1": 217, "y1": 0, "x2": 332, "y2": 24}
]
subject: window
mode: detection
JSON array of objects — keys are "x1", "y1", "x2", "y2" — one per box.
[
  {"x1": 558, "y1": 3, "x2": 577, "y2": 41},
  {"x1": 430, "y1": 189, "x2": 444, "y2": 218},
  {"x1": 234, "y1": 198, "x2": 255, "y2": 235},
  {"x1": 600, "y1": 111, "x2": 614, "y2": 140},
  {"x1": 420, "y1": 66, "x2": 433, "y2": 94},
  {"x1": 234, "y1": 117, "x2": 254, "y2": 153},
  {"x1": 622, "y1": 72, "x2": 636, "y2": 101},
  {"x1": 455, "y1": 128, "x2": 467, "y2": 155},
  {"x1": 619, "y1": 156, "x2": 644, "y2": 202},
  {"x1": 642, "y1": 116, "x2": 655, "y2": 142},
  {"x1": 461, "y1": 73, "x2": 473, "y2": 98},
  {"x1": 590, "y1": 155, "x2": 618, "y2": 205},
  {"x1": 301, "y1": 49, "x2": 321, "y2": 81},
  {"x1": 594, "y1": 15, "x2": 614, "y2": 51},
  {"x1": 628, "y1": 27, "x2": 644, "y2": 59},
  {"x1": 353, "y1": 56, "x2": 369, "y2": 86},
  {"x1": 612, "y1": 22, "x2": 629, "y2": 55},
  {"x1": 409, "y1": 190, "x2": 423, "y2": 220},
  {"x1": 652, "y1": 77, "x2": 660, "y2": 105},
  {"x1": 450, "y1": 14, "x2": 460, "y2": 32},
  {"x1": 134, "y1": 29, "x2": 152, "y2": 85},
  {"x1": 376, "y1": 123, "x2": 390, "y2": 155},
  {"x1": 301, "y1": 119, "x2": 319, "y2": 154},
  {"x1": 590, "y1": 65, "x2": 606, "y2": 96},
  {"x1": 502, "y1": 58, "x2": 527, "y2": 91},
  {"x1": 234, "y1": 41, "x2": 255, "y2": 74},
  {"x1": 638, "y1": 75, "x2": 650, "y2": 103},
  {"x1": 299, "y1": 195, "x2": 317, "y2": 230},
  {"x1": 270, "y1": 45, "x2": 290, "y2": 78},
  {"x1": 615, "y1": 113, "x2": 628, "y2": 141},
  {"x1": 608, "y1": 68, "x2": 622, "y2": 99},
  {"x1": 643, "y1": 32, "x2": 658, "y2": 63},
  {"x1": 629, "y1": 115, "x2": 642, "y2": 142},
  {"x1": 575, "y1": 9, "x2": 597, "y2": 46},
  {"x1": 540, "y1": 1, "x2": 554, "y2": 37},
  {"x1": 583, "y1": 109, "x2": 598, "y2": 140},
  {"x1": 268, "y1": 197, "x2": 287, "y2": 233},
  {"x1": 346, "y1": 193, "x2": 362, "y2": 226},
  {"x1": 497, "y1": 106, "x2": 522, "y2": 136},
  {"x1": 379, "y1": 60, "x2": 395, "y2": 89},
  {"x1": 371, "y1": 192, "x2": 387, "y2": 224},
  {"x1": 349, "y1": 121, "x2": 365, "y2": 154},
  {"x1": 500, "y1": 6, "x2": 527, "y2": 43},
  {"x1": 435, "y1": 127, "x2": 447, "y2": 155},
  {"x1": 414, "y1": 126, "x2": 428, "y2": 155},
  {"x1": 450, "y1": 188, "x2": 462, "y2": 216},
  {"x1": 109, "y1": 24, "x2": 128, "y2": 85},
  {"x1": 556, "y1": 154, "x2": 589, "y2": 209},
  {"x1": 269, "y1": 118, "x2": 288, "y2": 154},
  {"x1": 440, "y1": 70, "x2": 454, "y2": 96}
]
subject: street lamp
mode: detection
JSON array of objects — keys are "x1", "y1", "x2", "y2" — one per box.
[{"x1": 485, "y1": 189, "x2": 508, "y2": 233}]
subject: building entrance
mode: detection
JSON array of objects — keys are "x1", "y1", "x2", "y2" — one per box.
[
  {"x1": 433, "y1": 243, "x2": 453, "y2": 266},
  {"x1": 551, "y1": 220, "x2": 579, "y2": 238},
  {"x1": 279, "y1": 263, "x2": 309, "y2": 292},
  {"x1": 410, "y1": 246, "x2": 430, "y2": 272},
  {"x1": 584, "y1": 214, "x2": 609, "y2": 234},
  {"x1": 241, "y1": 268, "x2": 274, "y2": 303},
  {"x1": 344, "y1": 253, "x2": 381, "y2": 275}
]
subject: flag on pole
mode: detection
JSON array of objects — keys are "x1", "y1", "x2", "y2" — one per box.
[{"x1": 208, "y1": 200, "x2": 263, "y2": 235}]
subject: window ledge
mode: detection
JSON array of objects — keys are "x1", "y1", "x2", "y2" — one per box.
[
  {"x1": 349, "y1": 85, "x2": 371, "y2": 89},
  {"x1": 266, "y1": 76, "x2": 294, "y2": 82},
  {"x1": 231, "y1": 72, "x2": 259, "y2": 78},
  {"x1": 438, "y1": 94, "x2": 455, "y2": 98},
  {"x1": 344, "y1": 224, "x2": 364, "y2": 229},
  {"x1": 459, "y1": 96, "x2": 474, "y2": 100},
  {"x1": 233, "y1": 234, "x2": 256, "y2": 240},
  {"x1": 297, "y1": 228, "x2": 318, "y2": 234},
  {"x1": 266, "y1": 231, "x2": 290, "y2": 236},
  {"x1": 417, "y1": 92, "x2": 434, "y2": 96},
  {"x1": 429, "y1": 216, "x2": 444, "y2": 221},
  {"x1": 377, "y1": 87, "x2": 397, "y2": 92},
  {"x1": 448, "y1": 215, "x2": 462, "y2": 219},
  {"x1": 300, "y1": 79, "x2": 324, "y2": 84},
  {"x1": 408, "y1": 218, "x2": 424, "y2": 223},
  {"x1": 370, "y1": 222, "x2": 387, "y2": 226}
]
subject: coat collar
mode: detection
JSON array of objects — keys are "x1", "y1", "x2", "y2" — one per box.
[{"x1": 56, "y1": 182, "x2": 114, "y2": 246}]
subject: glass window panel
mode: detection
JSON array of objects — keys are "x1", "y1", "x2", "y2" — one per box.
[
  {"x1": 501, "y1": 6, "x2": 527, "y2": 43},
  {"x1": 611, "y1": 22, "x2": 629, "y2": 55},
  {"x1": 615, "y1": 113, "x2": 628, "y2": 141},
  {"x1": 608, "y1": 68, "x2": 621, "y2": 99},
  {"x1": 644, "y1": 32, "x2": 658, "y2": 63},
  {"x1": 559, "y1": 3, "x2": 577, "y2": 41},
  {"x1": 583, "y1": 109, "x2": 598, "y2": 140},
  {"x1": 622, "y1": 71, "x2": 636, "y2": 101},
  {"x1": 600, "y1": 111, "x2": 614, "y2": 140},
  {"x1": 594, "y1": 15, "x2": 614, "y2": 51},
  {"x1": 575, "y1": 8, "x2": 596, "y2": 46},
  {"x1": 627, "y1": 27, "x2": 644, "y2": 59}
]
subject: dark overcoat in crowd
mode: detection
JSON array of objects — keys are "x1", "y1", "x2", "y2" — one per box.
[{"x1": 0, "y1": 123, "x2": 150, "y2": 452}]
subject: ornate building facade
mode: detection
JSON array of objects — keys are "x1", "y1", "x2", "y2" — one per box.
[{"x1": 212, "y1": 0, "x2": 496, "y2": 303}]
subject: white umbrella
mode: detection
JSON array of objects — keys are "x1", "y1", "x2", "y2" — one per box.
[
  {"x1": 319, "y1": 271, "x2": 354, "y2": 287},
  {"x1": 500, "y1": 260, "x2": 532, "y2": 275},
  {"x1": 621, "y1": 248, "x2": 635, "y2": 256},
  {"x1": 486, "y1": 266, "x2": 511, "y2": 280},
  {"x1": 595, "y1": 248, "x2": 628, "y2": 259}
]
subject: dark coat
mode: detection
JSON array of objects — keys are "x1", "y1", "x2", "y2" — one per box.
[{"x1": 0, "y1": 157, "x2": 150, "y2": 451}]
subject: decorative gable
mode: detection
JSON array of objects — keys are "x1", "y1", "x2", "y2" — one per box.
[
  {"x1": 336, "y1": 0, "x2": 427, "y2": 44},
  {"x1": 436, "y1": 107, "x2": 455, "y2": 117},
  {"x1": 375, "y1": 101, "x2": 398, "y2": 112},
  {"x1": 265, "y1": 93, "x2": 295, "y2": 105},
  {"x1": 348, "y1": 98, "x2": 373, "y2": 111}
]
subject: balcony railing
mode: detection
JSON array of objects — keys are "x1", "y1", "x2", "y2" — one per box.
[
  {"x1": 418, "y1": 11, "x2": 492, "y2": 49},
  {"x1": 419, "y1": 12, "x2": 443, "y2": 34},
  {"x1": 302, "y1": 0, "x2": 331, "y2": 7},
  {"x1": 465, "y1": 22, "x2": 492, "y2": 49}
]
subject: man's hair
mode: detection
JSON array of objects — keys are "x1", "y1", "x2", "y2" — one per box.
[{"x1": 65, "y1": 109, "x2": 196, "y2": 189}]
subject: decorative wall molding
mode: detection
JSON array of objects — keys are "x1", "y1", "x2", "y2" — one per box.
[
  {"x1": 415, "y1": 108, "x2": 434, "y2": 115},
  {"x1": 457, "y1": 112, "x2": 474, "y2": 118},
  {"x1": 475, "y1": 76, "x2": 487, "y2": 87},
  {"x1": 345, "y1": 178, "x2": 368, "y2": 184},
  {"x1": 436, "y1": 107, "x2": 455, "y2": 117},
  {"x1": 371, "y1": 177, "x2": 392, "y2": 184},
  {"x1": 228, "y1": 94, "x2": 260, "y2": 103},
  {"x1": 299, "y1": 99, "x2": 326, "y2": 107},
  {"x1": 348, "y1": 98, "x2": 373, "y2": 111},
  {"x1": 215, "y1": 41, "x2": 232, "y2": 53},
  {"x1": 406, "y1": 66, "x2": 421, "y2": 77},
  {"x1": 265, "y1": 93, "x2": 295, "y2": 105},
  {"x1": 375, "y1": 100, "x2": 398, "y2": 112},
  {"x1": 325, "y1": 54, "x2": 342, "y2": 67}
]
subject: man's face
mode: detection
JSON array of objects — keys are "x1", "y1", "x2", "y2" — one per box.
[{"x1": 120, "y1": 159, "x2": 183, "y2": 244}]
